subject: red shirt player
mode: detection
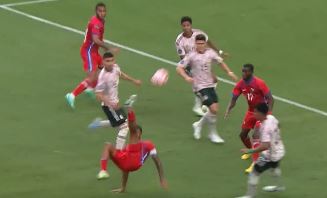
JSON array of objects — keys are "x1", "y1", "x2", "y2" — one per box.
[
  {"x1": 65, "y1": 3, "x2": 118, "y2": 109},
  {"x1": 97, "y1": 105, "x2": 168, "y2": 193},
  {"x1": 225, "y1": 64, "x2": 274, "y2": 172}
]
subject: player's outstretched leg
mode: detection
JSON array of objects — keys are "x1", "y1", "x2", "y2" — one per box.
[
  {"x1": 97, "y1": 142, "x2": 115, "y2": 180},
  {"x1": 240, "y1": 129, "x2": 252, "y2": 160}
]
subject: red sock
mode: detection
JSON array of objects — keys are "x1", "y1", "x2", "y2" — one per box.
[
  {"x1": 252, "y1": 140, "x2": 260, "y2": 162},
  {"x1": 242, "y1": 137, "x2": 252, "y2": 149},
  {"x1": 101, "y1": 159, "x2": 107, "y2": 171},
  {"x1": 72, "y1": 80, "x2": 88, "y2": 97}
]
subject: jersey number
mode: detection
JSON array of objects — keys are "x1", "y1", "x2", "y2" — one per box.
[{"x1": 247, "y1": 93, "x2": 254, "y2": 102}]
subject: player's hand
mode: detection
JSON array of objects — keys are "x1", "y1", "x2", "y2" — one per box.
[
  {"x1": 110, "y1": 47, "x2": 120, "y2": 56},
  {"x1": 112, "y1": 188, "x2": 125, "y2": 193},
  {"x1": 184, "y1": 76, "x2": 193, "y2": 84},
  {"x1": 133, "y1": 79, "x2": 142, "y2": 86},
  {"x1": 240, "y1": 148, "x2": 250, "y2": 154},
  {"x1": 160, "y1": 179, "x2": 168, "y2": 190},
  {"x1": 228, "y1": 72, "x2": 238, "y2": 82}
]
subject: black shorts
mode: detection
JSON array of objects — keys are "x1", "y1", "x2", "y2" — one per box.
[
  {"x1": 196, "y1": 87, "x2": 218, "y2": 107},
  {"x1": 254, "y1": 157, "x2": 280, "y2": 174},
  {"x1": 102, "y1": 106, "x2": 127, "y2": 127}
]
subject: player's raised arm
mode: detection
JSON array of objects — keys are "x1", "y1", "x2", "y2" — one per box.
[
  {"x1": 218, "y1": 61, "x2": 238, "y2": 82},
  {"x1": 120, "y1": 71, "x2": 142, "y2": 86},
  {"x1": 151, "y1": 154, "x2": 168, "y2": 190}
]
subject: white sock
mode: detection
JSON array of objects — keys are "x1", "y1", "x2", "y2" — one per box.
[
  {"x1": 194, "y1": 96, "x2": 202, "y2": 110},
  {"x1": 99, "y1": 120, "x2": 111, "y2": 127},
  {"x1": 206, "y1": 111, "x2": 218, "y2": 135},
  {"x1": 197, "y1": 111, "x2": 209, "y2": 128},
  {"x1": 272, "y1": 168, "x2": 283, "y2": 187},
  {"x1": 115, "y1": 123, "x2": 129, "y2": 150},
  {"x1": 247, "y1": 172, "x2": 260, "y2": 197}
]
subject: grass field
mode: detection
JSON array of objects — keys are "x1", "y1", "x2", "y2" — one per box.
[{"x1": 1, "y1": 0, "x2": 327, "y2": 197}]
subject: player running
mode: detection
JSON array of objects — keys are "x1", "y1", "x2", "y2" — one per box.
[
  {"x1": 65, "y1": 3, "x2": 118, "y2": 109},
  {"x1": 236, "y1": 103, "x2": 285, "y2": 198},
  {"x1": 97, "y1": 101, "x2": 168, "y2": 193},
  {"x1": 89, "y1": 52, "x2": 141, "y2": 150},
  {"x1": 224, "y1": 64, "x2": 274, "y2": 173},
  {"x1": 177, "y1": 34, "x2": 238, "y2": 143},
  {"x1": 175, "y1": 16, "x2": 228, "y2": 116}
]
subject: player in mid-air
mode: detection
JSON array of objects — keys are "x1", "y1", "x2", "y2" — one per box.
[
  {"x1": 236, "y1": 103, "x2": 285, "y2": 198},
  {"x1": 65, "y1": 3, "x2": 118, "y2": 109},
  {"x1": 175, "y1": 16, "x2": 228, "y2": 116},
  {"x1": 177, "y1": 34, "x2": 238, "y2": 143},
  {"x1": 96, "y1": 100, "x2": 168, "y2": 193},
  {"x1": 89, "y1": 52, "x2": 141, "y2": 152},
  {"x1": 225, "y1": 64, "x2": 274, "y2": 173}
]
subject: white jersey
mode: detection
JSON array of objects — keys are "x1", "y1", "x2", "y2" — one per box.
[
  {"x1": 178, "y1": 48, "x2": 223, "y2": 92},
  {"x1": 259, "y1": 115, "x2": 285, "y2": 162},
  {"x1": 175, "y1": 29, "x2": 208, "y2": 57},
  {"x1": 95, "y1": 64, "x2": 121, "y2": 106}
]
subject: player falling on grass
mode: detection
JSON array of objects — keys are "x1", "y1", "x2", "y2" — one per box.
[
  {"x1": 177, "y1": 34, "x2": 238, "y2": 143},
  {"x1": 89, "y1": 52, "x2": 141, "y2": 156},
  {"x1": 65, "y1": 2, "x2": 118, "y2": 109},
  {"x1": 225, "y1": 64, "x2": 274, "y2": 173},
  {"x1": 175, "y1": 16, "x2": 228, "y2": 116},
  {"x1": 97, "y1": 100, "x2": 168, "y2": 193},
  {"x1": 236, "y1": 103, "x2": 285, "y2": 198}
]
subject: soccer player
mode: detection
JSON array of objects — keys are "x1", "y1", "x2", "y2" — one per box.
[
  {"x1": 90, "y1": 52, "x2": 141, "y2": 150},
  {"x1": 236, "y1": 103, "x2": 285, "y2": 198},
  {"x1": 65, "y1": 3, "x2": 118, "y2": 109},
  {"x1": 176, "y1": 34, "x2": 238, "y2": 143},
  {"x1": 175, "y1": 16, "x2": 228, "y2": 116},
  {"x1": 224, "y1": 64, "x2": 274, "y2": 173},
  {"x1": 97, "y1": 104, "x2": 168, "y2": 193}
]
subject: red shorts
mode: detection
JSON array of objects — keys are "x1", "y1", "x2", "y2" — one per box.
[
  {"x1": 112, "y1": 150, "x2": 142, "y2": 172},
  {"x1": 80, "y1": 48, "x2": 102, "y2": 72},
  {"x1": 241, "y1": 111, "x2": 258, "y2": 130}
]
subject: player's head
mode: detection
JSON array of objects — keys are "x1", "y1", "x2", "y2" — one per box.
[
  {"x1": 195, "y1": 34, "x2": 207, "y2": 53},
  {"x1": 95, "y1": 2, "x2": 106, "y2": 20},
  {"x1": 180, "y1": 16, "x2": 192, "y2": 34},
  {"x1": 102, "y1": 52, "x2": 115, "y2": 71},
  {"x1": 136, "y1": 125, "x2": 143, "y2": 139},
  {"x1": 254, "y1": 103, "x2": 269, "y2": 120},
  {"x1": 242, "y1": 63, "x2": 254, "y2": 80}
]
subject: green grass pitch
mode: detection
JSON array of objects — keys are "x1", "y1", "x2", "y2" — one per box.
[{"x1": 0, "y1": 0, "x2": 327, "y2": 197}]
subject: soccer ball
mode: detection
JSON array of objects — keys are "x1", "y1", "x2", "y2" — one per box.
[{"x1": 151, "y1": 68, "x2": 169, "y2": 86}]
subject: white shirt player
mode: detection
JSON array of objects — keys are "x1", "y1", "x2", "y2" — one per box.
[
  {"x1": 95, "y1": 64, "x2": 121, "y2": 106},
  {"x1": 175, "y1": 29, "x2": 208, "y2": 57},
  {"x1": 178, "y1": 48, "x2": 223, "y2": 92},
  {"x1": 259, "y1": 115, "x2": 285, "y2": 162}
]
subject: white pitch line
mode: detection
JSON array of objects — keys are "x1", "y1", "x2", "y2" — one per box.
[
  {"x1": 1, "y1": 5, "x2": 326, "y2": 117},
  {"x1": 0, "y1": 0, "x2": 57, "y2": 7}
]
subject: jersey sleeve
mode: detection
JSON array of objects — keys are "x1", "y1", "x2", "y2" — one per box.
[
  {"x1": 211, "y1": 51, "x2": 223, "y2": 64},
  {"x1": 178, "y1": 53, "x2": 191, "y2": 68},
  {"x1": 258, "y1": 80, "x2": 270, "y2": 96},
  {"x1": 175, "y1": 41, "x2": 186, "y2": 57},
  {"x1": 91, "y1": 21, "x2": 101, "y2": 36},
  {"x1": 95, "y1": 71, "x2": 105, "y2": 92},
  {"x1": 144, "y1": 141, "x2": 157, "y2": 156},
  {"x1": 232, "y1": 81, "x2": 242, "y2": 97}
]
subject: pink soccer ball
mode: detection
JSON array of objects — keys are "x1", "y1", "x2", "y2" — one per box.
[{"x1": 151, "y1": 68, "x2": 169, "y2": 86}]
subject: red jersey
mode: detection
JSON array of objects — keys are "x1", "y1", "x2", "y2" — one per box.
[
  {"x1": 113, "y1": 140, "x2": 156, "y2": 172},
  {"x1": 233, "y1": 76, "x2": 270, "y2": 112},
  {"x1": 81, "y1": 16, "x2": 105, "y2": 52}
]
